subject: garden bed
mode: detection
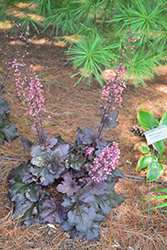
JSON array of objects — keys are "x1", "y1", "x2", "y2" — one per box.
[{"x1": 0, "y1": 29, "x2": 167, "y2": 249}]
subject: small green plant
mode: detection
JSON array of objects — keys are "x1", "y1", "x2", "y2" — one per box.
[
  {"x1": 137, "y1": 109, "x2": 167, "y2": 159},
  {"x1": 136, "y1": 144, "x2": 164, "y2": 181},
  {"x1": 136, "y1": 109, "x2": 167, "y2": 181},
  {"x1": 141, "y1": 188, "x2": 167, "y2": 214}
]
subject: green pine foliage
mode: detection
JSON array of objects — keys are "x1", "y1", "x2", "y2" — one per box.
[
  {"x1": 67, "y1": 33, "x2": 118, "y2": 86},
  {"x1": 1, "y1": 0, "x2": 167, "y2": 87},
  {"x1": 43, "y1": 0, "x2": 80, "y2": 36}
]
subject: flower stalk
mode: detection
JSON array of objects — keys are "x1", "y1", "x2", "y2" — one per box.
[{"x1": 98, "y1": 31, "x2": 139, "y2": 139}]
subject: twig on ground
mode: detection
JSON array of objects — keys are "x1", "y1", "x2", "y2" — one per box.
[
  {"x1": 124, "y1": 174, "x2": 167, "y2": 185},
  {"x1": 0, "y1": 156, "x2": 26, "y2": 162}
]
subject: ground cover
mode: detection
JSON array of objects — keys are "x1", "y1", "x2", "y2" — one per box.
[{"x1": 0, "y1": 28, "x2": 167, "y2": 249}]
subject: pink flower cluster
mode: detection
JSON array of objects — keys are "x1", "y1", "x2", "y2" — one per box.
[
  {"x1": 88, "y1": 142, "x2": 120, "y2": 182},
  {"x1": 14, "y1": 62, "x2": 46, "y2": 123},
  {"x1": 25, "y1": 75, "x2": 46, "y2": 120},
  {"x1": 101, "y1": 64, "x2": 126, "y2": 109},
  {"x1": 85, "y1": 147, "x2": 94, "y2": 156},
  {"x1": 11, "y1": 24, "x2": 46, "y2": 124},
  {"x1": 101, "y1": 31, "x2": 140, "y2": 110}
]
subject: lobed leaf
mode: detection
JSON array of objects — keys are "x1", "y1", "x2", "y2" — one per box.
[
  {"x1": 31, "y1": 146, "x2": 53, "y2": 167},
  {"x1": 46, "y1": 136, "x2": 58, "y2": 148},
  {"x1": 25, "y1": 184, "x2": 41, "y2": 202},
  {"x1": 65, "y1": 154, "x2": 85, "y2": 170},
  {"x1": 82, "y1": 126, "x2": 98, "y2": 145},
  {"x1": 57, "y1": 173, "x2": 80, "y2": 197},
  {"x1": 87, "y1": 179, "x2": 107, "y2": 195},
  {"x1": 52, "y1": 144, "x2": 69, "y2": 163},
  {"x1": 0, "y1": 116, "x2": 19, "y2": 145},
  {"x1": 7, "y1": 163, "x2": 28, "y2": 182},
  {"x1": 78, "y1": 223, "x2": 101, "y2": 242},
  {"x1": 13, "y1": 191, "x2": 45, "y2": 226},
  {"x1": 8, "y1": 181, "x2": 29, "y2": 202},
  {"x1": 30, "y1": 163, "x2": 64, "y2": 186},
  {"x1": 22, "y1": 172, "x2": 38, "y2": 184},
  {"x1": 94, "y1": 182, "x2": 124, "y2": 215},
  {"x1": 0, "y1": 98, "x2": 11, "y2": 115},
  {"x1": 67, "y1": 205, "x2": 96, "y2": 232},
  {"x1": 41, "y1": 197, "x2": 65, "y2": 224},
  {"x1": 103, "y1": 111, "x2": 119, "y2": 129},
  {"x1": 20, "y1": 136, "x2": 34, "y2": 152}
]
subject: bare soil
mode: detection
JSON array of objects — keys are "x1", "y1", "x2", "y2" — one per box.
[{"x1": 0, "y1": 28, "x2": 167, "y2": 250}]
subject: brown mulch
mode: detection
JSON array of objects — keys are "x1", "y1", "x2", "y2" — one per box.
[{"x1": 0, "y1": 27, "x2": 167, "y2": 250}]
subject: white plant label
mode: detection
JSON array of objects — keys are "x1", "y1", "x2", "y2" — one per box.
[{"x1": 144, "y1": 125, "x2": 167, "y2": 145}]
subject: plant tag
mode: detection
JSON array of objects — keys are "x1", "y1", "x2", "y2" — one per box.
[{"x1": 144, "y1": 125, "x2": 167, "y2": 145}]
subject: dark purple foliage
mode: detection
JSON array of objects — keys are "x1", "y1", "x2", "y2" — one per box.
[
  {"x1": 7, "y1": 129, "x2": 124, "y2": 241},
  {"x1": 86, "y1": 179, "x2": 107, "y2": 195},
  {"x1": 53, "y1": 144, "x2": 69, "y2": 162},
  {"x1": 0, "y1": 98, "x2": 11, "y2": 115},
  {"x1": 75, "y1": 126, "x2": 107, "y2": 147},
  {"x1": 104, "y1": 110, "x2": 119, "y2": 129},
  {"x1": 41, "y1": 197, "x2": 65, "y2": 223},
  {"x1": 20, "y1": 136, "x2": 34, "y2": 152},
  {"x1": 22, "y1": 172, "x2": 38, "y2": 184},
  {"x1": 68, "y1": 205, "x2": 96, "y2": 232},
  {"x1": 82, "y1": 126, "x2": 98, "y2": 144},
  {"x1": 7, "y1": 163, "x2": 27, "y2": 181},
  {"x1": 0, "y1": 115, "x2": 19, "y2": 145},
  {"x1": 46, "y1": 136, "x2": 58, "y2": 148},
  {"x1": 29, "y1": 163, "x2": 64, "y2": 186},
  {"x1": 57, "y1": 172, "x2": 80, "y2": 196}
]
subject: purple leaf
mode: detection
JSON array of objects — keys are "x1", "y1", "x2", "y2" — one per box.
[
  {"x1": 20, "y1": 136, "x2": 34, "y2": 152},
  {"x1": 87, "y1": 180, "x2": 107, "y2": 195},
  {"x1": 0, "y1": 98, "x2": 11, "y2": 115},
  {"x1": 57, "y1": 173, "x2": 79, "y2": 197},
  {"x1": 75, "y1": 133, "x2": 84, "y2": 145},
  {"x1": 7, "y1": 163, "x2": 27, "y2": 181},
  {"x1": 104, "y1": 111, "x2": 119, "y2": 129},
  {"x1": 30, "y1": 163, "x2": 64, "y2": 186},
  {"x1": 67, "y1": 205, "x2": 96, "y2": 232},
  {"x1": 82, "y1": 126, "x2": 98, "y2": 144},
  {"x1": 46, "y1": 137, "x2": 58, "y2": 148},
  {"x1": 61, "y1": 220, "x2": 73, "y2": 231},
  {"x1": 95, "y1": 136, "x2": 107, "y2": 146},
  {"x1": 79, "y1": 224, "x2": 101, "y2": 242},
  {"x1": 41, "y1": 197, "x2": 65, "y2": 224},
  {"x1": 52, "y1": 144, "x2": 69, "y2": 162},
  {"x1": 22, "y1": 172, "x2": 38, "y2": 184}
]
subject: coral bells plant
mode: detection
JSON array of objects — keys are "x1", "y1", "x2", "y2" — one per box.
[{"x1": 7, "y1": 29, "x2": 138, "y2": 241}]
